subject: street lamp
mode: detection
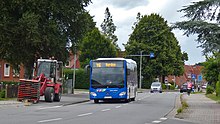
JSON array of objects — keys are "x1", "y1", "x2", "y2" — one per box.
[
  {"x1": 127, "y1": 51, "x2": 154, "y2": 89},
  {"x1": 72, "y1": 43, "x2": 77, "y2": 94},
  {"x1": 139, "y1": 51, "x2": 143, "y2": 89}
]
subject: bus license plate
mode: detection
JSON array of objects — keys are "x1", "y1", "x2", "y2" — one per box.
[{"x1": 104, "y1": 96, "x2": 112, "y2": 99}]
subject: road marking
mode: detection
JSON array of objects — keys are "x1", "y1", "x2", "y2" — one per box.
[
  {"x1": 38, "y1": 118, "x2": 62, "y2": 123},
  {"x1": 123, "y1": 103, "x2": 128, "y2": 106},
  {"x1": 38, "y1": 106, "x2": 62, "y2": 110},
  {"x1": 152, "y1": 120, "x2": 161, "y2": 123},
  {"x1": 101, "y1": 109, "x2": 111, "y2": 112},
  {"x1": 115, "y1": 106, "x2": 121, "y2": 108},
  {"x1": 160, "y1": 117, "x2": 167, "y2": 120},
  {"x1": 77, "y1": 112, "x2": 93, "y2": 117}
]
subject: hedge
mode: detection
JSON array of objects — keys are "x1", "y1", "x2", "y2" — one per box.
[
  {"x1": 206, "y1": 86, "x2": 215, "y2": 95},
  {"x1": 216, "y1": 81, "x2": 220, "y2": 97},
  {"x1": 63, "y1": 68, "x2": 89, "y2": 89}
]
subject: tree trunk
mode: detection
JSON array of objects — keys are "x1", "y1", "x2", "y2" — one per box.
[
  {"x1": 162, "y1": 75, "x2": 165, "y2": 84},
  {"x1": 23, "y1": 59, "x2": 35, "y2": 79}
]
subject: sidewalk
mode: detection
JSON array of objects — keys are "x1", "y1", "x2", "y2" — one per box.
[
  {"x1": 58, "y1": 91, "x2": 89, "y2": 106},
  {"x1": 0, "y1": 100, "x2": 22, "y2": 105},
  {"x1": 0, "y1": 90, "x2": 90, "y2": 106},
  {"x1": 177, "y1": 93, "x2": 220, "y2": 124}
]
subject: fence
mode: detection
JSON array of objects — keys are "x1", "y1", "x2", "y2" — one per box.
[{"x1": 0, "y1": 83, "x2": 18, "y2": 98}]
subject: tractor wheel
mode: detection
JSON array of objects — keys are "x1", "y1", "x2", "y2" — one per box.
[
  {"x1": 45, "y1": 87, "x2": 55, "y2": 102},
  {"x1": 54, "y1": 87, "x2": 62, "y2": 102}
]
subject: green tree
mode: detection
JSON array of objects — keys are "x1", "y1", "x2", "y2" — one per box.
[
  {"x1": 100, "y1": 7, "x2": 119, "y2": 50},
  {"x1": 174, "y1": 0, "x2": 220, "y2": 54},
  {"x1": 125, "y1": 13, "x2": 185, "y2": 87},
  {"x1": 132, "y1": 12, "x2": 142, "y2": 30},
  {"x1": 202, "y1": 52, "x2": 220, "y2": 85},
  {"x1": 80, "y1": 28, "x2": 117, "y2": 67},
  {"x1": 0, "y1": 0, "x2": 94, "y2": 78}
]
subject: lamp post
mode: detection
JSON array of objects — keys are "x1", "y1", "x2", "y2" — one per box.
[
  {"x1": 139, "y1": 51, "x2": 143, "y2": 89},
  {"x1": 72, "y1": 43, "x2": 76, "y2": 94},
  {"x1": 127, "y1": 51, "x2": 154, "y2": 89}
]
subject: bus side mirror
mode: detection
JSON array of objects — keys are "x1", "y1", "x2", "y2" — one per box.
[{"x1": 85, "y1": 65, "x2": 90, "y2": 74}]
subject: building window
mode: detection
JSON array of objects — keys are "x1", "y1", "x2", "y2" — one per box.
[
  {"x1": 4, "y1": 63, "x2": 10, "y2": 77},
  {"x1": 13, "y1": 65, "x2": 20, "y2": 77}
]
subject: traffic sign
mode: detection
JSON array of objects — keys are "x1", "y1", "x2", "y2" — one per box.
[
  {"x1": 150, "y1": 52, "x2": 154, "y2": 58},
  {"x1": 198, "y1": 75, "x2": 202, "y2": 81},
  {"x1": 191, "y1": 74, "x2": 196, "y2": 79}
]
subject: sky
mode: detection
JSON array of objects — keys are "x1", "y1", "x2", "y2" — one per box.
[{"x1": 86, "y1": 0, "x2": 206, "y2": 65}]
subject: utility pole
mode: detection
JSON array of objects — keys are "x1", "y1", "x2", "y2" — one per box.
[
  {"x1": 72, "y1": 43, "x2": 76, "y2": 94},
  {"x1": 139, "y1": 51, "x2": 143, "y2": 89}
]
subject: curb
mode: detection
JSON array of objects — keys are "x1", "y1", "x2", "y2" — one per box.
[
  {"x1": 164, "y1": 93, "x2": 181, "y2": 118},
  {"x1": 62, "y1": 100, "x2": 90, "y2": 106},
  {"x1": 0, "y1": 101, "x2": 23, "y2": 105}
]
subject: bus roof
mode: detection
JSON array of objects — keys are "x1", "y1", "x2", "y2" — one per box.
[{"x1": 95, "y1": 58, "x2": 136, "y2": 64}]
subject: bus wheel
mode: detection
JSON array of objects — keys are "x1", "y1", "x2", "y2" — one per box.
[
  {"x1": 94, "y1": 99, "x2": 99, "y2": 103},
  {"x1": 131, "y1": 97, "x2": 135, "y2": 101},
  {"x1": 125, "y1": 98, "x2": 130, "y2": 103}
]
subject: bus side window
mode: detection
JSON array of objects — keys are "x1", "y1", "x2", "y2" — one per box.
[{"x1": 127, "y1": 69, "x2": 131, "y2": 75}]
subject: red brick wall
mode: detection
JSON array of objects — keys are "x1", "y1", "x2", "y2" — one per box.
[
  {"x1": 0, "y1": 60, "x2": 25, "y2": 82},
  {"x1": 166, "y1": 65, "x2": 205, "y2": 87}
]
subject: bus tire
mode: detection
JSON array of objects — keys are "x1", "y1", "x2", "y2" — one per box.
[
  {"x1": 125, "y1": 98, "x2": 131, "y2": 103},
  {"x1": 94, "y1": 99, "x2": 99, "y2": 103},
  {"x1": 131, "y1": 97, "x2": 135, "y2": 101}
]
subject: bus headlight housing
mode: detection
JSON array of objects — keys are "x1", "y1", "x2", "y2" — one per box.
[
  {"x1": 90, "y1": 92, "x2": 97, "y2": 97},
  {"x1": 119, "y1": 92, "x2": 126, "y2": 96}
]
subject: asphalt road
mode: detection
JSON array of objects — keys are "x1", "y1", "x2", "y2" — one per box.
[{"x1": 0, "y1": 92, "x2": 195, "y2": 124}]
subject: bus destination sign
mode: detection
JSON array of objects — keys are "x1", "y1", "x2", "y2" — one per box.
[{"x1": 93, "y1": 61, "x2": 123, "y2": 68}]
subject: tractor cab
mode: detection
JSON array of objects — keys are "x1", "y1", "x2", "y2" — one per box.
[{"x1": 36, "y1": 59, "x2": 63, "y2": 84}]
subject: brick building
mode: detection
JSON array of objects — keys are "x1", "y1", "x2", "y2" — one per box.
[
  {"x1": 0, "y1": 51, "x2": 80, "y2": 82},
  {"x1": 166, "y1": 65, "x2": 206, "y2": 87}
]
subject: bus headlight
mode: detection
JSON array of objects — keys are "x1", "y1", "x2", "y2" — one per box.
[
  {"x1": 119, "y1": 92, "x2": 126, "y2": 96},
  {"x1": 90, "y1": 92, "x2": 97, "y2": 97}
]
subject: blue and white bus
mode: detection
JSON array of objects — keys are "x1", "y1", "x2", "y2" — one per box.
[{"x1": 89, "y1": 58, "x2": 138, "y2": 103}]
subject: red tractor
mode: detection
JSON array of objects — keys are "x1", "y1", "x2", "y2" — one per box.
[{"x1": 18, "y1": 59, "x2": 63, "y2": 103}]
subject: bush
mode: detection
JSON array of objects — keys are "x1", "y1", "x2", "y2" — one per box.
[
  {"x1": 206, "y1": 86, "x2": 215, "y2": 95},
  {"x1": 63, "y1": 68, "x2": 89, "y2": 89},
  {"x1": 162, "y1": 83, "x2": 166, "y2": 89},
  {"x1": 216, "y1": 81, "x2": 220, "y2": 97},
  {"x1": 142, "y1": 81, "x2": 151, "y2": 89},
  {"x1": 0, "y1": 90, "x2": 5, "y2": 98},
  {"x1": 170, "y1": 85, "x2": 175, "y2": 90},
  {"x1": 75, "y1": 69, "x2": 89, "y2": 89}
]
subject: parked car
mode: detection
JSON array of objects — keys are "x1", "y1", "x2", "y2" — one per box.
[
  {"x1": 180, "y1": 83, "x2": 188, "y2": 93},
  {"x1": 150, "y1": 82, "x2": 162, "y2": 93},
  {"x1": 202, "y1": 83, "x2": 208, "y2": 89}
]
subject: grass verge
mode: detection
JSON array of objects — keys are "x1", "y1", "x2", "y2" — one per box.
[
  {"x1": 177, "y1": 94, "x2": 189, "y2": 114},
  {"x1": 0, "y1": 98, "x2": 17, "y2": 101},
  {"x1": 74, "y1": 89, "x2": 89, "y2": 92},
  {"x1": 206, "y1": 94, "x2": 220, "y2": 104}
]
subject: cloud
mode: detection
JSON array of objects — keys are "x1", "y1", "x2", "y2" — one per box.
[
  {"x1": 92, "y1": 0, "x2": 148, "y2": 10},
  {"x1": 86, "y1": 0, "x2": 206, "y2": 64}
]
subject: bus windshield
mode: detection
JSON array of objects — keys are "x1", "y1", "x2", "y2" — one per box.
[{"x1": 91, "y1": 67, "x2": 124, "y2": 88}]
